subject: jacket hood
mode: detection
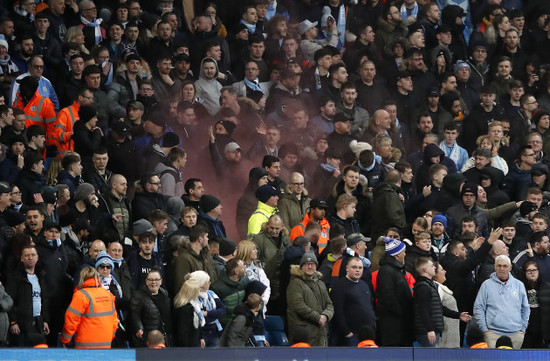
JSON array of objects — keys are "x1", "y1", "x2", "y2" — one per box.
[
  {"x1": 423, "y1": 143, "x2": 445, "y2": 162},
  {"x1": 441, "y1": 5, "x2": 465, "y2": 28},
  {"x1": 481, "y1": 166, "x2": 504, "y2": 189},
  {"x1": 284, "y1": 245, "x2": 306, "y2": 262},
  {"x1": 199, "y1": 57, "x2": 219, "y2": 81},
  {"x1": 289, "y1": 264, "x2": 322, "y2": 280},
  {"x1": 442, "y1": 172, "x2": 467, "y2": 195},
  {"x1": 166, "y1": 196, "x2": 185, "y2": 218},
  {"x1": 373, "y1": 181, "x2": 399, "y2": 196}
]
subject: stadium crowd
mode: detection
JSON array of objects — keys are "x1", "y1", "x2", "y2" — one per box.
[{"x1": 0, "y1": 0, "x2": 550, "y2": 351}]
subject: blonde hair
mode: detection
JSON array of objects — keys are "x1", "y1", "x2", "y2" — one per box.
[
  {"x1": 45, "y1": 158, "x2": 63, "y2": 186},
  {"x1": 236, "y1": 240, "x2": 257, "y2": 264},
  {"x1": 174, "y1": 279, "x2": 200, "y2": 308},
  {"x1": 187, "y1": 270, "x2": 210, "y2": 288},
  {"x1": 66, "y1": 26, "x2": 90, "y2": 54},
  {"x1": 415, "y1": 231, "x2": 431, "y2": 242},
  {"x1": 78, "y1": 267, "x2": 100, "y2": 289}
]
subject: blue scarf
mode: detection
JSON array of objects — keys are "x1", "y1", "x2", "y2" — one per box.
[
  {"x1": 321, "y1": 163, "x2": 337, "y2": 173},
  {"x1": 240, "y1": 19, "x2": 256, "y2": 35},
  {"x1": 345, "y1": 247, "x2": 371, "y2": 268},
  {"x1": 80, "y1": 16, "x2": 104, "y2": 44},
  {"x1": 47, "y1": 238, "x2": 61, "y2": 248},
  {"x1": 199, "y1": 290, "x2": 222, "y2": 331},
  {"x1": 244, "y1": 77, "x2": 264, "y2": 93},
  {"x1": 14, "y1": 5, "x2": 34, "y2": 21},
  {"x1": 266, "y1": 1, "x2": 277, "y2": 20},
  {"x1": 336, "y1": 4, "x2": 346, "y2": 45},
  {"x1": 357, "y1": 153, "x2": 381, "y2": 172}
]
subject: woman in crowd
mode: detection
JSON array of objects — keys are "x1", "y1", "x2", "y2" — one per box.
[
  {"x1": 236, "y1": 241, "x2": 271, "y2": 311},
  {"x1": 188, "y1": 270, "x2": 225, "y2": 347},
  {"x1": 521, "y1": 260, "x2": 550, "y2": 348},
  {"x1": 173, "y1": 279, "x2": 205, "y2": 347}
]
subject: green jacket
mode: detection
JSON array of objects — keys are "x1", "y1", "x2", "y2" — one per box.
[
  {"x1": 211, "y1": 273, "x2": 250, "y2": 327},
  {"x1": 250, "y1": 230, "x2": 290, "y2": 300},
  {"x1": 286, "y1": 265, "x2": 334, "y2": 346},
  {"x1": 277, "y1": 191, "x2": 310, "y2": 230},
  {"x1": 247, "y1": 201, "x2": 277, "y2": 236}
]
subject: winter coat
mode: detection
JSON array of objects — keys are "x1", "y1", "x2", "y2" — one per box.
[
  {"x1": 249, "y1": 230, "x2": 290, "y2": 300},
  {"x1": 174, "y1": 303, "x2": 202, "y2": 347},
  {"x1": 173, "y1": 244, "x2": 214, "y2": 292},
  {"x1": 404, "y1": 245, "x2": 437, "y2": 279},
  {"x1": 447, "y1": 202, "x2": 490, "y2": 239},
  {"x1": 131, "y1": 190, "x2": 167, "y2": 222},
  {"x1": 436, "y1": 282, "x2": 460, "y2": 348},
  {"x1": 286, "y1": 265, "x2": 334, "y2": 346},
  {"x1": 6, "y1": 264, "x2": 47, "y2": 334},
  {"x1": 370, "y1": 182, "x2": 406, "y2": 241},
  {"x1": 154, "y1": 161, "x2": 184, "y2": 198},
  {"x1": 0, "y1": 284, "x2": 12, "y2": 342},
  {"x1": 376, "y1": 254, "x2": 414, "y2": 346},
  {"x1": 277, "y1": 191, "x2": 310, "y2": 230},
  {"x1": 130, "y1": 285, "x2": 172, "y2": 343},
  {"x1": 219, "y1": 302, "x2": 256, "y2": 347},
  {"x1": 440, "y1": 241, "x2": 492, "y2": 313},
  {"x1": 502, "y1": 163, "x2": 532, "y2": 202},
  {"x1": 125, "y1": 251, "x2": 164, "y2": 290},
  {"x1": 211, "y1": 273, "x2": 250, "y2": 327},
  {"x1": 72, "y1": 120, "x2": 102, "y2": 168},
  {"x1": 414, "y1": 276, "x2": 459, "y2": 335},
  {"x1": 16, "y1": 168, "x2": 46, "y2": 205}
]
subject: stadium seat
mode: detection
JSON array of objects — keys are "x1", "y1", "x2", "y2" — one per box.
[{"x1": 264, "y1": 315, "x2": 289, "y2": 346}]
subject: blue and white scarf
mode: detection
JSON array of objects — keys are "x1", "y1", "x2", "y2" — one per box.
[
  {"x1": 321, "y1": 163, "x2": 337, "y2": 173},
  {"x1": 439, "y1": 140, "x2": 460, "y2": 166},
  {"x1": 80, "y1": 15, "x2": 104, "y2": 44},
  {"x1": 400, "y1": 2, "x2": 418, "y2": 20},
  {"x1": 14, "y1": 5, "x2": 34, "y2": 21},
  {"x1": 336, "y1": 4, "x2": 346, "y2": 45},
  {"x1": 345, "y1": 247, "x2": 371, "y2": 268},
  {"x1": 199, "y1": 290, "x2": 222, "y2": 331}
]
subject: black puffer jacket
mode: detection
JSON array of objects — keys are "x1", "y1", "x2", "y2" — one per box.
[
  {"x1": 130, "y1": 285, "x2": 172, "y2": 344},
  {"x1": 413, "y1": 276, "x2": 446, "y2": 334}
]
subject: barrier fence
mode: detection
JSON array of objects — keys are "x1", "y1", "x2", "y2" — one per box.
[{"x1": 1, "y1": 347, "x2": 549, "y2": 361}]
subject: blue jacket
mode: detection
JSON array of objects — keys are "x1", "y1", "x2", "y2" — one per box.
[
  {"x1": 502, "y1": 163, "x2": 532, "y2": 201},
  {"x1": 474, "y1": 272, "x2": 530, "y2": 335}
]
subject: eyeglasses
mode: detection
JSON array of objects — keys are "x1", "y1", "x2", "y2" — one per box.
[
  {"x1": 146, "y1": 278, "x2": 162, "y2": 282},
  {"x1": 291, "y1": 182, "x2": 304, "y2": 186},
  {"x1": 99, "y1": 265, "x2": 111, "y2": 269},
  {"x1": 32, "y1": 65, "x2": 44, "y2": 69},
  {"x1": 526, "y1": 100, "x2": 538, "y2": 105},
  {"x1": 529, "y1": 141, "x2": 542, "y2": 144},
  {"x1": 82, "y1": 95, "x2": 94, "y2": 101},
  {"x1": 85, "y1": 7, "x2": 97, "y2": 11},
  {"x1": 526, "y1": 269, "x2": 539, "y2": 273},
  {"x1": 149, "y1": 182, "x2": 161, "y2": 185}
]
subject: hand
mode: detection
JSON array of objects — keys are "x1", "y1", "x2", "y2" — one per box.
[
  {"x1": 329, "y1": 18, "x2": 338, "y2": 31},
  {"x1": 33, "y1": 193, "x2": 44, "y2": 205},
  {"x1": 318, "y1": 314, "x2": 327, "y2": 327},
  {"x1": 17, "y1": 154, "x2": 24, "y2": 168},
  {"x1": 422, "y1": 185, "x2": 432, "y2": 197},
  {"x1": 399, "y1": 193, "x2": 405, "y2": 203},
  {"x1": 345, "y1": 332, "x2": 354, "y2": 338},
  {"x1": 102, "y1": 61, "x2": 112, "y2": 75},
  {"x1": 10, "y1": 324, "x2": 20, "y2": 335},
  {"x1": 487, "y1": 227, "x2": 503, "y2": 245},
  {"x1": 160, "y1": 74, "x2": 175, "y2": 86},
  {"x1": 459, "y1": 312, "x2": 472, "y2": 322},
  {"x1": 256, "y1": 122, "x2": 267, "y2": 135},
  {"x1": 527, "y1": 243, "x2": 534, "y2": 258},
  {"x1": 471, "y1": 236, "x2": 485, "y2": 251},
  {"x1": 427, "y1": 331, "x2": 436, "y2": 345},
  {"x1": 217, "y1": 72, "x2": 226, "y2": 80},
  {"x1": 200, "y1": 339, "x2": 205, "y2": 348},
  {"x1": 112, "y1": 214, "x2": 123, "y2": 222},
  {"x1": 43, "y1": 321, "x2": 50, "y2": 335},
  {"x1": 264, "y1": 340, "x2": 270, "y2": 347},
  {"x1": 333, "y1": 168, "x2": 341, "y2": 178},
  {"x1": 136, "y1": 329, "x2": 144, "y2": 338},
  {"x1": 516, "y1": 201, "x2": 524, "y2": 209},
  {"x1": 208, "y1": 126, "x2": 215, "y2": 143},
  {"x1": 202, "y1": 310, "x2": 208, "y2": 316}
]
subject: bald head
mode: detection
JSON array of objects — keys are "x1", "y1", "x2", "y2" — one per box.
[{"x1": 89, "y1": 240, "x2": 106, "y2": 260}]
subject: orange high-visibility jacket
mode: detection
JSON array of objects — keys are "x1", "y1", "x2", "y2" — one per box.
[
  {"x1": 12, "y1": 90, "x2": 56, "y2": 145},
  {"x1": 290, "y1": 212, "x2": 330, "y2": 253},
  {"x1": 54, "y1": 101, "x2": 80, "y2": 154},
  {"x1": 61, "y1": 278, "x2": 118, "y2": 349}
]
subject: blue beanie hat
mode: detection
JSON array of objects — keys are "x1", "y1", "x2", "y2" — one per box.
[
  {"x1": 385, "y1": 237, "x2": 405, "y2": 256},
  {"x1": 95, "y1": 251, "x2": 115, "y2": 269},
  {"x1": 432, "y1": 213, "x2": 447, "y2": 228}
]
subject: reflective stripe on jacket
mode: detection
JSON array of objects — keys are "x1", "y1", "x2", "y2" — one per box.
[
  {"x1": 54, "y1": 101, "x2": 79, "y2": 154},
  {"x1": 13, "y1": 90, "x2": 57, "y2": 145},
  {"x1": 61, "y1": 278, "x2": 118, "y2": 349}
]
